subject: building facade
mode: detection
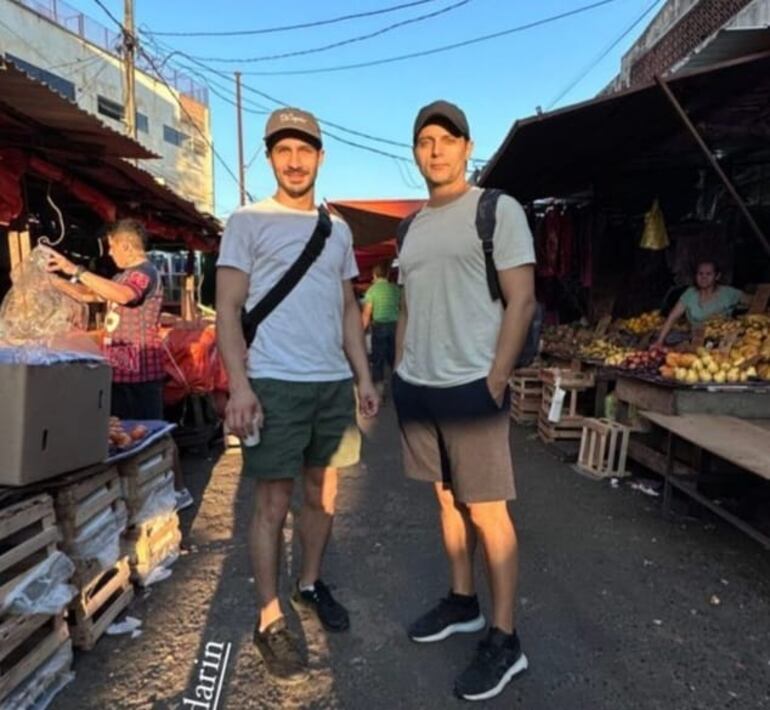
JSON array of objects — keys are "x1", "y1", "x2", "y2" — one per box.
[
  {"x1": 607, "y1": 0, "x2": 770, "y2": 92},
  {"x1": 0, "y1": 0, "x2": 214, "y2": 214}
]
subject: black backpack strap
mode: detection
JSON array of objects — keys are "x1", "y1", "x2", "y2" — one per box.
[
  {"x1": 240, "y1": 205, "x2": 333, "y2": 347},
  {"x1": 396, "y1": 210, "x2": 419, "y2": 253},
  {"x1": 475, "y1": 188, "x2": 505, "y2": 304}
]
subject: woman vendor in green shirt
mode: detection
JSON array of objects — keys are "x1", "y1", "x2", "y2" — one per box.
[{"x1": 654, "y1": 260, "x2": 748, "y2": 347}]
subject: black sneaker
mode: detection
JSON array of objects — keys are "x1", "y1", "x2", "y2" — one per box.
[
  {"x1": 290, "y1": 579, "x2": 350, "y2": 632},
  {"x1": 253, "y1": 618, "x2": 308, "y2": 684},
  {"x1": 454, "y1": 628, "x2": 528, "y2": 701},
  {"x1": 408, "y1": 592, "x2": 486, "y2": 643}
]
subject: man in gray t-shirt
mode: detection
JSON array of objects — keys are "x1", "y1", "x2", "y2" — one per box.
[
  {"x1": 216, "y1": 108, "x2": 379, "y2": 684},
  {"x1": 393, "y1": 101, "x2": 536, "y2": 702}
]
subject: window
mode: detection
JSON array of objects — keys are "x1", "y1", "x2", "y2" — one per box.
[
  {"x1": 6, "y1": 54, "x2": 75, "y2": 101},
  {"x1": 163, "y1": 125, "x2": 189, "y2": 147},
  {"x1": 136, "y1": 112, "x2": 149, "y2": 133},
  {"x1": 97, "y1": 95, "x2": 123, "y2": 121}
]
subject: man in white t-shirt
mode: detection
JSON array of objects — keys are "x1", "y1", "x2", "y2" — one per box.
[
  {"x1": 393, "y1": 101, "x2": 536, "y2": 702},
  {"x1": 216, "y1": 107, "x2": 378, "y2": 683}
]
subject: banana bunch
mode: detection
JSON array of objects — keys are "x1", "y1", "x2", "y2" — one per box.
[{"x1": 619, "y1": 310, "x2": 664, "y2": 335}]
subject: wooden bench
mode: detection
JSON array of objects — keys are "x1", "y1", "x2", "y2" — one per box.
[{"x1": 640, "y1": 411, "x2": 770, "y2": 548}]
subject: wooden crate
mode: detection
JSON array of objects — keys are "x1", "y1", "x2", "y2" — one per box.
[
  {"x1": 123, "y1": 512, "x2": 181, "y2": 585},
  {"x1": 117, "y1": 437, "x2": 176, "y2": 522},
  {"x1": 0, "y1": 614, "x2": 69, "y2": 704},
  {"x1": 539, "y1": 367, "x2": 596, "y2": 389},
  {"x1": 0, "y1": 495, "x2": 60, "y2": 610},
  {"x1": 538, "y1": 383, "x2": 586, "y2": 443},
  {"x1": 53, "y1": 467, "x2": 126, "y2": 578},
  {"x1": 577, "y1": 418, "x2": 631, "y2": 478},
  {"x1": 510, "y1": 369, "x2": 542, "y2": 425},
  {"x1": 69, "y1": 557, "x2": 134, "y2": 650}
]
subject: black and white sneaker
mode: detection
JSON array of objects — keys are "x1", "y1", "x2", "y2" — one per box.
[
  {"x1": 408, "y1": 591, "x2": 486, "y2": 643},
  {"x1": 253, "y1": 618, "x2": 308, "y2": 684},
  {"x1": 290, "y1": 579, "x2": 350, "y2": 632},
  {"x1": 454, "y1": 627, "x2": 528, "y2": 701}
]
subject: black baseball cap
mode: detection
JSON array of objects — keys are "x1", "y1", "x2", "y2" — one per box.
[
  {"x1": 413, "y1": 100, "x2": 470, "y2": 143},
  {"x1": 264, "y1": 107, "x2": 322, "y2": 149}
]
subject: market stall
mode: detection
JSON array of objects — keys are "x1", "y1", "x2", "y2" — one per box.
[{"x1": 483, "y1": 51, "x2": 770, "y2": 546}]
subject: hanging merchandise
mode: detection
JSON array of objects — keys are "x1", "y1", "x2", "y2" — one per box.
[{"x1": 640, "y1": 199, "x2": 670, "y2": 250}]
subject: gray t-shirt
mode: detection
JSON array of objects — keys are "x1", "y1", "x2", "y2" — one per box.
[
  {"x1": 217, "y1": 197, "x2": 358, "y2": 381},
  {"x1": 397, "y1": 187, "x2": 535, "y2": 387}
]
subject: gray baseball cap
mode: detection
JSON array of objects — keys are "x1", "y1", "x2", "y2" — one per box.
[
  {"x1": 264, "y1": 107, "x2": 322, "y2": 148},
  {"x1": 413, "y1": 100, "x2": 470, "y2": 143}
]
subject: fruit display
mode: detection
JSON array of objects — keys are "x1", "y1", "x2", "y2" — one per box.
[
  {"x1": 704, "y1": 316, "x2": 743, "y2": 340},
  {"x1": 659, "y1": 349, "x2": 758, "y2": 385},
  {"x1": 618, "y1": 310, "x2": 664, "y2": 335},
  {"x1": 580, "y1": 338, "x2": 630, "y2": 362},
  {"x1": 109, "y1": 417, "x2": 149, "y2": 449},
  {"x1": 606, "y1": 346, "x2": 668, "y2": 373},
  {"x1": 541, "y1": 324, "x2": 588, "y2": 358}
]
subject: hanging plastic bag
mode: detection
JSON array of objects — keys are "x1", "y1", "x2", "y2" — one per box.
[
  {"x1": 640, "y1": 199, "x2": 670, "y2": 251},
  {"x1": 0, "y1": 246, "x2": 85, "y2": 344}
]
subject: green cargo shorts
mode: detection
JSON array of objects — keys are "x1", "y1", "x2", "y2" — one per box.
[{"x1": 242, "y1": 378, "x2": 361, "y2": 480}]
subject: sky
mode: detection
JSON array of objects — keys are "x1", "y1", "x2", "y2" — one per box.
[{"x1": 78, "y1": 0, "x2": 665, "y2": 218}]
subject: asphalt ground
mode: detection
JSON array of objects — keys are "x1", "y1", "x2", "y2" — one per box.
[{"x1": 53, "y1": 402, "x2": 770, "y2": 709}]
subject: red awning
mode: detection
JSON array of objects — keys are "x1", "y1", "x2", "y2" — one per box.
[{"x1": 328, "y1": 198, "x2": 424, "y2": 246}]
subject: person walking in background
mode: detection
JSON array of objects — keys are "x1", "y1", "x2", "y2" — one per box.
[
  {"x1": 216, "y1": 107, "x2": 379, "y2": 684},
  {"x1": 393, "y1": 100, "x2": 536, "y2": 702},
  {"x1": 361, "y1": 260, "x2": 401, "y2": 400}
]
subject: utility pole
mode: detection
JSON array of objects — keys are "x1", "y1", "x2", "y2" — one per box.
[
  {"x1": 123, "y1": 0, "x2": 137, "y2": 139},
  {"x1": 235, "y1": 71, "x2": 246, "y2": 206}
]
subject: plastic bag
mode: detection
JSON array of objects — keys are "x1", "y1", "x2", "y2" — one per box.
[
  {"x1": 639, "y1": 199, "x2": 670, "y2": 251},
  {"x1": 0, "y1": 246, "x2": 86, "y2": 344},
  {"x1": 70, "y1": 504, "x2": 128, "y2": 572},
  {"x1": 2, "y1": 551, "x2": 77, "y2": 616},
  {"x1": 131, "y1": 471, "x2": 177, "y2": 525},
  {"x1": 3, "y1": 640, "x2": 74, "y2": 710}
]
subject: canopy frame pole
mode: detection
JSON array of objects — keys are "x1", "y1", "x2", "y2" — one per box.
[{"x1": 655, "y1": 74, "x2": 770, "y2": 258}]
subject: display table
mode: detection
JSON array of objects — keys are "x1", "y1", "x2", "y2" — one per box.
[
  {"x1": 640, "y1": 410, "x2": 770, "y2": 549},
  {"x1": 616, "y1": 375, "x2": 770, "y2": 418}
]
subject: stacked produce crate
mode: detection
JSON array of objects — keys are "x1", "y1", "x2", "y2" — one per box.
[
  {"x1": 538, "y1": 368, "x2": 595, "y2": 444},
  {"x1": 0, "y1": 495, "x2": 72, "y2": 706},
  {"x1": 52, "y1": 467, "x2": 134, "y2": 650},
  {"x1": 119, "y1": 436, "x2": 181, "y2": 585},
  {"x1": 509, "y1": 368, "x2": 543, "y2": 425}
]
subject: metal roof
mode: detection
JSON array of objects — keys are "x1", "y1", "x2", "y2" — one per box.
[
  {"x1": 0, "y1": 58, "x2": 157, "y2": 160},
  {"x1": 677, "y1": 28, "x2": 770, "y2": 72},
  {"x1": 480, "y1": 50, "x2": 770, "y2": 202}
]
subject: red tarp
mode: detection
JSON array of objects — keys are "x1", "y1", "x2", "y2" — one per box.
[
  {"x1": 329, "y1": 198, "x2": 423, "y2": 247},
  {"x1": 0, "y1": 149, "x2": 25, "y2": 225}
]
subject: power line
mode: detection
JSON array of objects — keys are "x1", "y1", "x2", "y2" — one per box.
[
  {"x1": 142, "y1": 0, "x2": 444, "y2": 37},
  {"x1": 225, "y1": 0, "x2": 621, "y2": 76},
  {"x1": 187, "y1": 0, "x2": 470, "y2": 64},
  {"x1": 546, "y1": 0, "x2": 663, "y2": 109}
]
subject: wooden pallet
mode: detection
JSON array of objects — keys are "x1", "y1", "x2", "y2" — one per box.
[
  {"x1": 69, "y1": 557, "x2": 134, "y2": 650},
  {"x1": 118, "y1": 437, "x2": 176, "y2": 523},
  {"x1": 0, "y1": 613, "x2": 69, "y2": 704},
  {"x1": 122, "y1": 512, "x2": 181, "y2": 585},
  {"x1": 0, "y1": 495, "x2": 60, "y2": 610},
  {"x1": 510, "y1": 369, "x2": 543, "y2": 424},
  {"x1": 577, "y1": 418, "x2": 631, "y2": 478}
]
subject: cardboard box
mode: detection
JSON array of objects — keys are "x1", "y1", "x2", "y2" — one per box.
[{"x1": 0, "y1": 361, "x2": 111, "y2": 486}]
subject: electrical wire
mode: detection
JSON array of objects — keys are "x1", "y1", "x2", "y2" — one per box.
[
  {"x1": 225, "y1": 0, "x2": 621, "y2": 76},
  {"x1": 546, "y1": 0, "x2": 663, "y2": 109},
  {"x1": 143, "y1": 0, "x2": 445, "y2": 37},
  {"x1": 188, "y1": 0, "x2": 470, "y2": 64}
]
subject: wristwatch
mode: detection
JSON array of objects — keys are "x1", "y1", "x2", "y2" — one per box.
[{"x1": 71, "y1": 265, "x2": 86, "y2": 283}]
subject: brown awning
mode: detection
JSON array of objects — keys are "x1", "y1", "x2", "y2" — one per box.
[
  {"x1": 329, "y1": 198, "x2": 424, "y2": 246},
  {"x1": 0, "y1": 58, "x2": 157, "y2": 160},
  {"x1": 480, "y1": 50, "x2": 770, "y2": 202}
]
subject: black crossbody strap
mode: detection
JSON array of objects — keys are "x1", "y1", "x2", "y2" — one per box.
[
  {"x1": 396, "y1": 210, "x2": 419, "y2": 253},
  {"x1": 476, "y1": 188, "x2": 505, "y2": 305},
  {"x1": 241, "y1": 205, "x2": 333, "y2": 347}
]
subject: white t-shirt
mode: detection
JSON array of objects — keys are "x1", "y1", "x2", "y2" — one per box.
[
  {"x1": 397, "y1": 187, "x2": 535, "y2": 387},
  {"x1": 217, "y1": 197, "x2": 358, "y2": 381}
]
